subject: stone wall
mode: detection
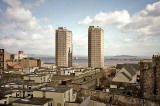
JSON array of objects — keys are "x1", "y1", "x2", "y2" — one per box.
[{"x1": 80, "y1": 89, "x2": 159, "y2": 106}]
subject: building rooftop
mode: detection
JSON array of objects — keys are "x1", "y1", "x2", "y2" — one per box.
[
  {"x1": 121, "y1": 72, "x2": 132, "y2": 81},
  {"x1": 57, "y1": 27, "x2": 71, "y2": 32},
  {"x1": 13, "y1": 98, "x2": 52, "y2": 105},
  {"x1": 113, "y1": 63, "x2": 140, "y2": 82},
  {"x1": 38, "y1": 86, "x2": 71, "y2": 93},
  {"x1": 140, "y1": 59, "x2": 152, "y2": 63},
  {"x1": 0, "y1": 88, "x2": 21, "y2": 97},
  {"x1": 9, "y1": 80, "x2": 42, "y2": 86},
  {"x1": 116, "y1": 63, "x2": 139, "y2": 70},
  {"x1": 88, "y1": 26, "x2": 103, "y2": 30},
  {"x1": 7, "y1": 62, "x2": 21, "y2": 69},
  {"x1": 0, "y1": 86, "x2": 38, "y2": 97},
  {"x1": 0, "y1": 104, "x2": 12, "y2": 106},
  {"x1": 25, "y1": 74, "x2": 47, "y2": 77},
  {"x1": 124, "y1": 65, "x2": 138, "y2": 76}
]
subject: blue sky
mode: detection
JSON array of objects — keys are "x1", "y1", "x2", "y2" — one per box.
[{"x1": 0, "y1": 0, "x2": 160, "y2": 57}]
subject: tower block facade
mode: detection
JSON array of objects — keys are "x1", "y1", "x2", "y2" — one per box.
[
  {"x1": 55, "y1": 27, "x2": 72, "y2": 67},
  {"x1": 88, "y1": 26, "x2": 104, "y2": 68}
]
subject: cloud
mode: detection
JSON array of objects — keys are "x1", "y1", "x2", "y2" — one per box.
[
  {"x1": 3, "y1": 0, "x2": 45, "y2": 9},
  {"x1": 4, "y1": 7, "x2": 39, "y2": 31},
  {"x1": 73, "y1": 34, "x2": 88, "y2": 56},
  {"x1": 78, "y1": 1, "x2": 160, "y2": 56},
  {"x1": 78, "y1": 10, "x2": 131, "y2": 28},
  {"x1": 79, "y1": 1, "x2": 160, "y2": 37},
  {"x1": 78, "y1": 16, "x2": 93, "y2": 25},
  {"x1": 0, "y1": 8, "x2": 2, "y2": 13},
  {"x1": 142, "y1": 1, "x2": 160, "y2": 17},
  {"x1": 0, "y1": 0, "x2": 55, "y2": 55},
  {"x1": 123, "y1": 38, "x2": 132, "y2": 42},
  {"x1": 122, "y1": 1, "x2": 160, "y2": 37},
  {"x1": 3, "y1": 0, "x2": 21, "y2": 7},
  {"x1": 23, "y1": 0, "x2": 45, "y2": 9},
  {"x1": 1, "y1": 0, "x2": 160, "y2": 56}
]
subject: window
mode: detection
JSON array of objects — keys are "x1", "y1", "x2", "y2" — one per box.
[
  {"x1": 57, "y1": 103, "x2": 61, "y2": 106},
  {"x1": 1, "y1": 63, "x2": 3, "y2": 66},
  {"x1": 44, "y1": 77, "x2": 45, "y2": 82},
  {"x1": 16, "y1": 93, "x2": 20, "y2": 97},
  {"x1": 4, "y1": 101, "x2": 7, "y2": 104},
  {"x1": 43, "y1": 91, "x2": 45, "y2": 98},
  {"x1": 0, "y1": 50, "x2": 3, "y2": 53},
  {"x1": 48, "y1": 102, "x2": 52, "y2": 106},
  {"x1": 28, "y1": 86, "x2": 31, "y2": 90}
]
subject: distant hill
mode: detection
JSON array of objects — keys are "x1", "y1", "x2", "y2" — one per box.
[
  {"x1": 26, "y1": 54, "x2": 151, "y2": 60},
  {"x1": 26, "y1": 54, "x2": 53, "y2": 58},
  {"x1": 113, "y1": 55, "x2": 138, "y2": 58}
]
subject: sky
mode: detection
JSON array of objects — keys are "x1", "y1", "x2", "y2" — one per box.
[{"x1": 0, "y1": 0, "x2": 160, "y2": 57}]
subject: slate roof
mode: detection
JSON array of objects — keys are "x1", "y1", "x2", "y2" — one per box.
[
  {"x1": 8, "y1": 62, "x2": 21, "y2": 69},
  {"x1": 116, "y1": 63, "x2": 139, "y2": 70},
  {"x1": 116, "y1": 63, "x2": 140, "y2": 81},
  {"x1": 13, "y1": 98, "x2": 52, "y2": 105},
  {"x1": 124, "y1": 65, "x2": 136, "y2": 76},
  {"x1": 121, "y1": 72, "x2": 132, "y2": 81}
]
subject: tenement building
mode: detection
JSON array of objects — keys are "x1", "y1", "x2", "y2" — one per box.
[
  {"x1": 88, "y1": 26, "x2": 104, "y2": 68},
  {"x1": 55, "y1": 27, "x2": 72, "y2": 67},
  {"x1": 0, "y1": 49, "x2": 4, "y2": 74},
  {"x1": 140, "y1": 55, "x2": 160, "y2": 101},
  {"x1": 0, "y1": 49, "x2": 10, "y2": 73}
]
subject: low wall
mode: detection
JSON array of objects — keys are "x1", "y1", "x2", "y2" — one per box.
[{"x1": 80, "y1": 89, "x2": 159, "y2": 106}]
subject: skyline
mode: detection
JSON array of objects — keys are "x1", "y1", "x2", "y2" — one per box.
[{"x1": 0, "y1": 0, "x2": 160, "y2": 57}]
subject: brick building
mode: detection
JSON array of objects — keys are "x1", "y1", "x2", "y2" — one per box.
[{"x1": 20, "y1": 58, "x2": 41, "y2": 69}]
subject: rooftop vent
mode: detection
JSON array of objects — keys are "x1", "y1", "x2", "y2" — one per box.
[{"x1": 41, "y1": 87, "x2": 56, "y2": 92}]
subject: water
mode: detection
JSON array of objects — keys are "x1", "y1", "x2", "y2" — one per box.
[{"x1": 40, "y1": 58, "x2": 139, "y2": 66}]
